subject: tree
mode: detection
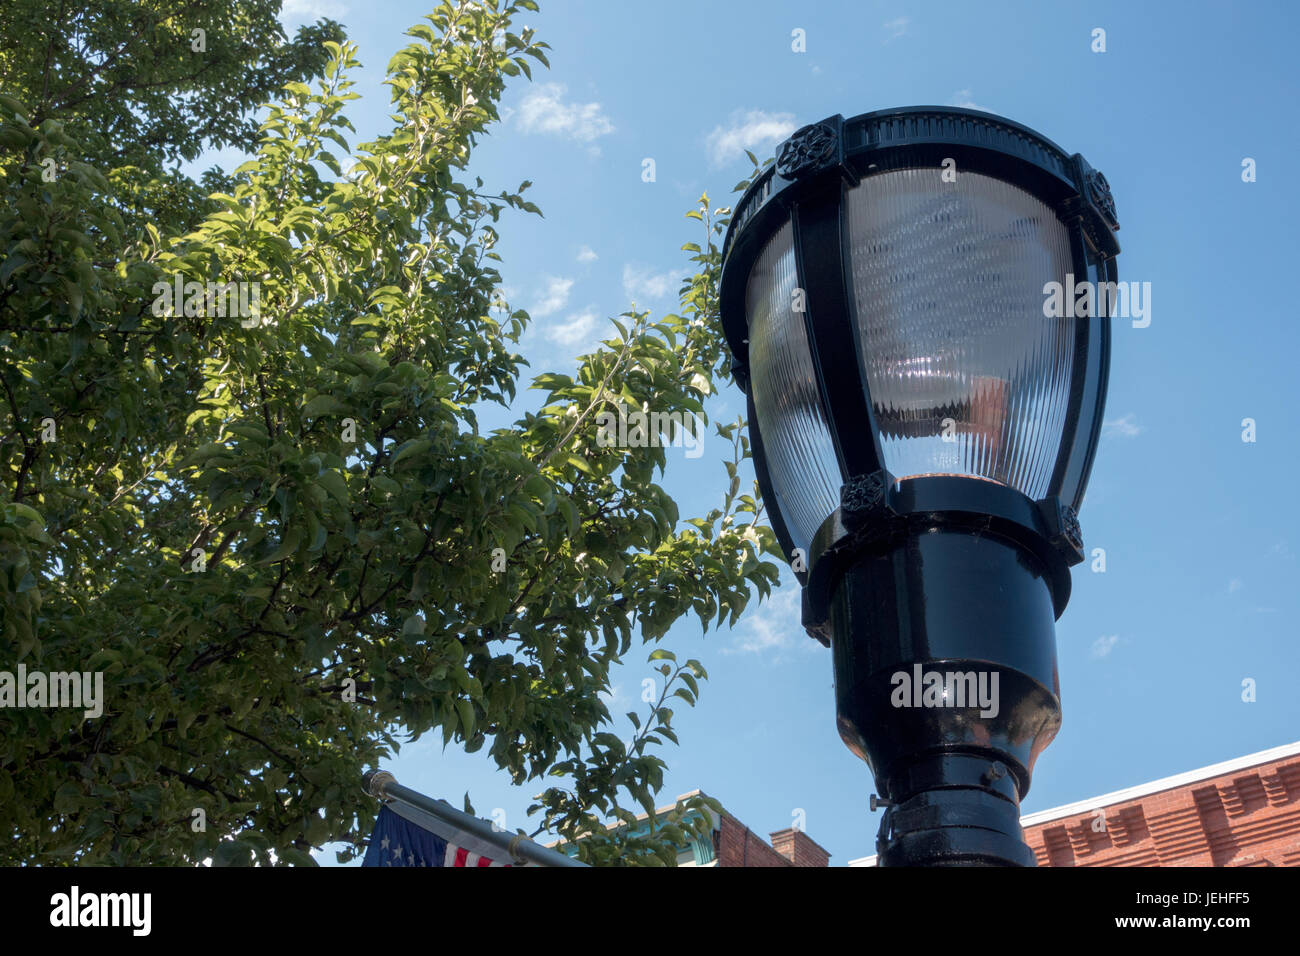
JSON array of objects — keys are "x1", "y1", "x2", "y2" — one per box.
[
  {"x1": 0, "y1": 0, "x2": 781, "y2": 866},
  {"x1": 0, "y1": 0, "x2": 346, "y2": 236}
]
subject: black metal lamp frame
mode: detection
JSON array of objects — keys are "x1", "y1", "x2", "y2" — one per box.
[{"x1": 718, "y1": 107, "x2": 1120, "y2": 866}]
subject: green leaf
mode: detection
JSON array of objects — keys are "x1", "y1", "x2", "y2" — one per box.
[
  {"x1": 260, "y1": 527, "x2": 302, "y2": 564},
  {"x1": 302, "y1": 394, "x2": 346, "y2": 417},
  {"x1": 562, "y1": 453, "x2": 592, "y2": 475},
  {"x1": 0, "y1": 254, "x2": 28, "y2": 284},
  {"x1": 52, "y1": 782, "x2": 83, "y2": 814},
  {"x1": 455, "y1": 698, "x2": 476, "y2": 737},
  {"x1": 278, "y1": 847, "x2": 319, "y2": 867},
  {"x1": 556, "y1": 495, "x2": 580, "y2": 536},
  {"x1": 391, "y1": 438, "x2": 432, "y2": 465},
  {"x1": 317, "y1": 470, "x2": 349, "y2": 506},
  {"x1": 212, "y1": 840, "x2": 254, "y2": 867}
]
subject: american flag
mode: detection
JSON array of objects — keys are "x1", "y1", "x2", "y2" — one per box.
[{"x1": 362, "y1": 803, "x2": 520, "y2": 867}]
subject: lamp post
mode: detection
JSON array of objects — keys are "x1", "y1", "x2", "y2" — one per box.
[{"x1": 718, "y1": 107, "x2": 1120, "y2": 867}]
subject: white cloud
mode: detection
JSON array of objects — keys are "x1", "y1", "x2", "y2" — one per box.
[
  {"x1": 577, "y1": 245, "x2": 598, "y2": 264},
  {"x1": 622, "y1": 264, "x2": 679, "y2": 304},
  {"x1": 530, "y1": 276, "x2": 573, "y2": 318},
  {"x1": 726, "y1": 587, "x2": 801, "y2": 655},
  {"x1": 1091, "y1": 634, "x2": 1120, "y2": 659},
  {"x1": 545, "y1": 308, "x2": 599, "y2": 347},
  {"x1": 705, "y1": 109, "x2": 797, "y2": 168},
  {"x1": 516, "y1": 83, "x2": 615, "y2": 142},
  {"x1": 1228, "y1": 578, "x2": 1243, "y2": 593},
  {"x1": 1102, "y1": 413, "x2": 1142, "y2": 439},
  {"x1": 280, "y1": 0, "x2": 347, "y2": 22},
  {"x1": 949, "y1": 89, "x2": 988, "y2": 111},
  {"x1": 883, "y1": 17, "x2": 909, "y2": 41}
]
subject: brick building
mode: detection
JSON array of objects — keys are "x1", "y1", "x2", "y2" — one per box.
[
  {"x1": 849, "y1": 740, "x2": 1300, "y2": 867},
  {"x1": 550, "y1": 788, "x2": 833, "y2": 866},
  {"x1": 550, "y1": 741, "x2": 1300, "y2": 866},
  {"x1": 716, "y1": 810, "x2": 831, "y2": 867}
]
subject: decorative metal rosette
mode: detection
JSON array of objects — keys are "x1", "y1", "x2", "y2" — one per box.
[
  {"x1": 1060, "y1": 504, "x2": 1083, "y2": 552},
  {"x1": 1086, "y1": 168, "x2": 1118, "y2": 229},
  {"x1": 841, "y1": 472, "x2": 887, "y2": 518},
  {"x1": 776, "y1": 122, "x2": 838, "y2": 180}
]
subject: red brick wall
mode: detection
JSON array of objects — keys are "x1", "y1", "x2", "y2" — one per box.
[
  {"x1": 716, "y1": 813, "x2": 794, "y2": 867},
  {"x1": 769, "y1": 827, "x2": 832, "y2": 867},
  {"x1": 1024, "y1": 752, "x2": 1300, "y2": 866}
]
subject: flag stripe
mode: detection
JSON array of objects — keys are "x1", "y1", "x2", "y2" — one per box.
[{"x1": 363, "y1": 805, "x2": 516, "y2": 867}]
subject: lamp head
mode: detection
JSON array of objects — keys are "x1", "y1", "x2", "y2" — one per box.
[{"x1": 718, "y1": 107, "x2": 1121, "y2": 865}]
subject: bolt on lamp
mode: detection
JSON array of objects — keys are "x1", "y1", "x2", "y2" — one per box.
[{"x1": 718, "y1": 107, "x2": 1120, "y2": 866}]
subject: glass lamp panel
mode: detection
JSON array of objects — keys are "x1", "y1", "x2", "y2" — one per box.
[
  {"x1": 845, "y1": 169, "x2": 1075, "y2": 499},
  {"x1": 745, "y1": 219, "x2": 842, "y2": 556}
]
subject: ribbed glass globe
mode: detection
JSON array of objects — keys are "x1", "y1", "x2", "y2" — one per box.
[
  {"x1": 844, "y1": 169, "x2": 1076, "y2": 497},
  {"x1": 745, "y1": 219, "x2": 841, "y2": 556}
]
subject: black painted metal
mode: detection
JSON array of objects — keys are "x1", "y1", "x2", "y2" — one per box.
[
  {"x1": 827, "y1": 520, "x2": 1063, "y2": 866},
  {"x1": 1062, "y1": 253, "x2": 1116, "y2": 514},
  {"x1": 802, "y1": 474, "x2": 1077, "y2": 642},
  {"x1": 826, "y1": 520, "x2": 1060, "y2": 780},
  {"x1": 791, "y1": 176, "x2": 882, "y2": 479},
  {"x1": 716, "y1": 106, "x2": 1121, "y2": 867},
  {"x1": 876, "y1": 754, "x2": 1039, "y2": 866},
  {"x1": 1046, "y1": 219, "x2": 1096, "y2": 508}
]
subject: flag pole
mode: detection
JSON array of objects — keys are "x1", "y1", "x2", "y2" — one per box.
[{"x1": 362, "y1": 770, "x2": 589, "y2": 868}]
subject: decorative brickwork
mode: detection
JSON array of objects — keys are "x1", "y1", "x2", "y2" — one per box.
[{"x1": 1023, "y1": 748, "x2": 1300, "y2": 867}]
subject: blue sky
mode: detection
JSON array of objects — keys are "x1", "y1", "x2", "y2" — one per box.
[{"x1": 245, "y1": 0, "x2": 1300, "y2": 864}]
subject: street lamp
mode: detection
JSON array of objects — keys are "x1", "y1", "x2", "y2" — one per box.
[{"x1": 718, "y1": 107, "x2": 1120, "y2": 866}]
